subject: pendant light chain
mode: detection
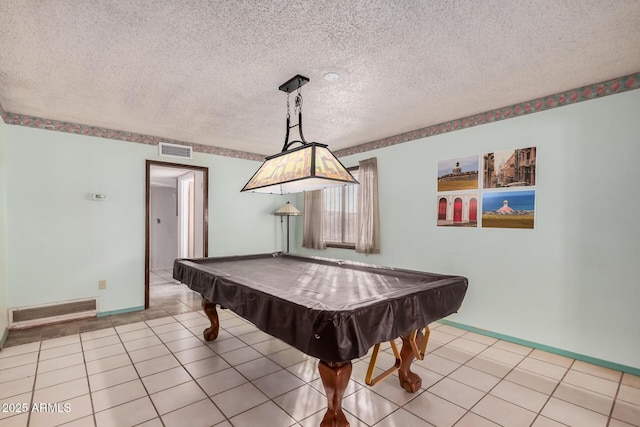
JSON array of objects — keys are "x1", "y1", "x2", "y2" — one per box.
[
  {"x1": 295, "y1": 84, "x2": 303, "y2": 116},
  {"x1": 286, "y1": 92, "x2": 291, "y2": 120}
]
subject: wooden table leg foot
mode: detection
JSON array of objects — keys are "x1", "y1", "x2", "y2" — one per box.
[
  {"x1": 398, "y1": 332, "x2": 424, "y2": 393},
  {"x1": 318, "y1": 360, "x2": 352, "y2": 427},
  {"x1": 201, "y1": 299, "x2": 219, "y2": 341},
  {"x1": 399, "y1": 370, "x2": 422, "y2": 393},
  {"x1": 320, "y1": 410, "x2": 349, "y2": 427}
]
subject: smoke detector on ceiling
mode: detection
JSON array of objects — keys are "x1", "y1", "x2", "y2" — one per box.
[{"x1": 323, "y1": 72, "x2": 340, "y2": 81}]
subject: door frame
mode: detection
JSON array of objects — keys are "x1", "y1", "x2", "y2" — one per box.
[{"x1": 145, "y1": 160, "x2": 209, "y2": 309}]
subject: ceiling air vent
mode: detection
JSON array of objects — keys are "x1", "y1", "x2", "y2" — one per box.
[{"x1": 159, "y1": 142, "x2": 193, "y2": 159}]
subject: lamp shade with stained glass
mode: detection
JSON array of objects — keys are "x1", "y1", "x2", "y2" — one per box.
[{"x1": 241, "y1": 142, "x2": 357, "y2": 194}]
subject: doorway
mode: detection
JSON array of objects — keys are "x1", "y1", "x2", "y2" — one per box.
[
  {"x1": 453, "y1": 198, "x2": 463, "y2": 223},
  {"x1": 145, "y1": 160, "x2": 209, "y2": 309},
  {"x1": 438, "y1": 198, "x2": 447, "y2": 220},
  {"x1": 469, "y1": 198, "x2": 478, "y2": 221}
]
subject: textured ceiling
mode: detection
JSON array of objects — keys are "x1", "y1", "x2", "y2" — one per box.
[{"x1": 1, "y1": 1, "x2": 639, "y2": 156}]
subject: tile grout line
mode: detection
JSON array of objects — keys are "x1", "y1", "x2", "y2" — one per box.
[
  {"x1": 528, "y1": 356, "x2": 577, "y2": 426},
  {"x1": 10, "y1": 326, "x2": 516, "y2": 426},
  {"x1": 25, "y1": 340, "x2": 42, "y2": 427},
  {"x1": 364, "y1": 347, "x2": 433, "y2": 426},
  {"x1": 539, "y1": 361, "x2": 623, "y2": 420},
  {"x1": 606, "y1": 372, "x2": 624, "y2": 427},
  {"x1": 126, "y1": 312, "x2": 264, "y2": 425},
  {"x1": 213, "y1": 309, "x2": 354, "y2": 426},
  {"x1": 361, "y1": 327, "x2": 475, "y2": 426},
  {"x1": 177, "y1": 315, "x2": 251, "y2": 423},
  {"x1": 377, "y1": 336, "x2": 442, "y2": 426},
  {"x1": 192, "y1": 311, "x2": 327, "y2": 425},
  {"x1": 428, "y1": 327, "x2": 626, "y2": 425},
  {"x1": 152, "y1": 314, "x2": 232, "y2": 425},
  {"x1": 4, "y1": 310, "x2": 638, "y2": 426},
  {"x1": 368, "y1": 326, "x2": 491, "y2": 426},
  {"x1": 419, "y1": 327, "x2": 605, "y2": 426},
  {"x1": 450, "y1": 330, "x2": 536, "y2": 426},
  {"x1": 79, "y1": 331, "x2": 102, "y2": 427},
  {"x1": 203, "y1": 311, "x2": 306, "y2": 425},
  {"x1": 115, "y1": 317, "x2": 180, "y2": 427},
  {"x1": 81, "y1": 325, "x2": 160, "y2": 426}
]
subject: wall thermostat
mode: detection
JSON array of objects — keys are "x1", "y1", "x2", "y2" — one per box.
[{"x1": 92, "y1": 194, "x2": 107, "y2": 201}]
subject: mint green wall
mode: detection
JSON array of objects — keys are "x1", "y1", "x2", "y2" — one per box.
[
  {"x1": 295, "y1": 89, "x2": 640, "y2": 370},
  {"x1": 5, "y1": 125, "x2": 285, "y2": 313},
  {"x1": 0, "y1": 117, "x2": 8, "y2": 344}
]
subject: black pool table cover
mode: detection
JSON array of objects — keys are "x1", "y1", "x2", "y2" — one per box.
[{"x1": 173, "y1": 253, "x2": 468, "y2": 362}]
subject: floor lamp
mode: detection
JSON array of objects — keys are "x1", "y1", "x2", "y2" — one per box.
[{"x1": 274, "y1": 202, "x2": 302, "y2": 253}]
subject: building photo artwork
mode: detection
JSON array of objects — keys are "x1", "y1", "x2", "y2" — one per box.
[
  {"x1": 437, "y1": 193, "x2": 479, "y2": 227},
  {"x1": 437, "y1": 155, "x2": 479, "y2": 192},
  {"x1": 483, "y1": 147, "x2": 536, "y2": 188},
  {"x1": 480, "y1": 147, "x2": 537, "y2": 229},
  {"x1": 437, "y1": 148, "x2": 538, "y2": 229}
]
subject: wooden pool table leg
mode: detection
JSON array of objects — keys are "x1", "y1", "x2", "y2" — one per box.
[
  {"x1": 201, "y1": 299, "x2": 219, "y2": 341},
  {"x1": 398, "y1": 331, "x2": 425, "y2": 392},
  {"x1": 318, "y1": 360, "x2": 352, "y2": 427}
]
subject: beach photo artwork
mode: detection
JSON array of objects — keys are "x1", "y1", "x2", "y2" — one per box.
[{"x1": 482, "y1": 189, "x2": 536, "y2": 229}]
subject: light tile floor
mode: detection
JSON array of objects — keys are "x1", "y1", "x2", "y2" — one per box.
[{"x1": 1, "y1": 270, "x2": 639, "y2": 427}]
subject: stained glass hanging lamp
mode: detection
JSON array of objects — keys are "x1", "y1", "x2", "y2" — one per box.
[{"x1": 241, "y1": 75, "x2": 358, "y2": 194}]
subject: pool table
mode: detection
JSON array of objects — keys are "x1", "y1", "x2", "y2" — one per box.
[{"x1": 173, "y1": 252, "x2": 468, "y2": 427}]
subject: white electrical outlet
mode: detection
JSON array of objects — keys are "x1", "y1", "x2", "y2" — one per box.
[{"x1": 99, "y1": 280, "x2": 107, "y2": 290}]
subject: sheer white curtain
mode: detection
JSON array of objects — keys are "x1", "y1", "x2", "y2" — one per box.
[
  {"x1": 302, "y1": 190, "x2": 326, "y2": 249},
  {"x1": 355, "y1": 157, "x2": 380, "y2": 254}
]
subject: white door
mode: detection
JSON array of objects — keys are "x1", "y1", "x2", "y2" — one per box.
[{"x1": 177, "y1": 171, "x2": 204, "y2": 258}]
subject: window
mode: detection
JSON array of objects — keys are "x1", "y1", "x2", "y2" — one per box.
[
  {"x1": 323, "y1": 168, "x2": 359, "y2": 248},
  {"x1": 302, "y1": 157, "x2": 379, "y2": 254}
]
